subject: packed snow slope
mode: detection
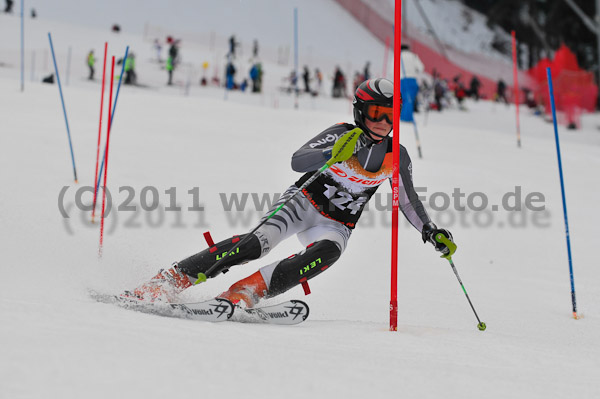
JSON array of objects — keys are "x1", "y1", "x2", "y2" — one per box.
[{"x1": 1, "y1": 6, "x2": 600, "y2": 399}]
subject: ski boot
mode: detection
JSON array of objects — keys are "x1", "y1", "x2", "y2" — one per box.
[
  {"x1": 218, "y1": 271, "x2": 268, "y2": 308},
  {"x1": 121, "y1": 264, "x2": 193, "y2": 303}
]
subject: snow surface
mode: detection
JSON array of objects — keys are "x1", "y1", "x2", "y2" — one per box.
[{"x1": 1, "y1": 4, "x2": 600, "y2": 399}]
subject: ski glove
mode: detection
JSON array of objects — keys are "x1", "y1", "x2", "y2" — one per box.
[
  {"x1": 422, "y1": 222, "x2": 456, "y2": 257},
  {"x1": 326, "y1": 128, "x2": 363, "y2": 167}
]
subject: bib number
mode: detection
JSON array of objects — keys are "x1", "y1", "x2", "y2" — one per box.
[{"x1": 323, "y1": 184, "x2": 367, "y2": 215}]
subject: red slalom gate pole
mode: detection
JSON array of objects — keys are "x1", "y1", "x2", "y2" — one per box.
[
  {"x1": 92, "y1": 42, "x2": 108, "y2": 223},
  {"x1": 511, "y1": 31, "x2": 521, "y2": 148},
  {"x1": 99, "y1": 56, "x2": 115, "y2": 257},
  {"x1": 390, "y1": 0, "x2": 402, "y2": 332}
]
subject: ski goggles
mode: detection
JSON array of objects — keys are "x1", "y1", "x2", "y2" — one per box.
[{"x1": 364, "y1": 104, "x2": 394, "y2": 124}]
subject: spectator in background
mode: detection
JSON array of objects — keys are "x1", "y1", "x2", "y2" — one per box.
[
  {"x1": 523, "y1": 88, "x2": 538, "y2": 109},
  {"x1": 87, "y1": 50, "x2": 95, "y2": 80},
  {"x1": 496, "y1": 79, "x2": 508, "y2": 104},
  {"x1": 250, "y1": 62, "x2": 263, "y2": 93},
  {"x1": 452, "y1": 75, "x2": 467, "y2": 109},
  {"x1": 288, "y1": 70, "x2": 298, "y2": 93},
  {"x1": 314, "y1": 68, "x2": 323, "y2": 94},
  {"x1": 168, "y1": 40, "x2": 179, "y2": 68},
  {"x1": 399, "y1": 44, "x2": 424, "y2": 79},
  {"x1": 166, "y1": 54, "x2": 174, "y2": 85},
  {"x1": 253, "y1": 40, "x2": 259, "y2": 59},
  {"x1": 112, "y1": 24, "x2": 121, "y2": 33},
  {"x1": 4, "y1": 0, "x2": 14, "y2": 13},
  {"x1": 302, "y1": 66, "x2": 311, "y2": 93},
  {"x1": 124, "y1": 52, "x2": 136, "y2": 85},
  {"x1": 469, "y1": 75, "x2": 481, "y2": 101},
  {"x1": 154, "y1": 39, "x2": 163, "y2": 63},
  {"x1": 229, "y1": 35, "x2": 239, "y2": 59},
  {"x1": 31, "y1": 8, "x2": 36, "y2": 18},
  {"x1": 225, "y1": 56, "x2": 236, "y2": 89},
  {"x1": 363, "y1": 61, "x2": 371, "y2": 81},
  {"x1": 433, "y1": 73, "x2": 447, "y2": 112},
  {"x1": 332, "y1": 66, "x2": 347, "y2": 98},
  {"x1": 42, "y1": 73, "x2": 54, "y2": 84},
  {"x1": 400, "y1": 44, "x2": 425, "y2": 113},
  {"x1": 353, "y1": 71, "x2": 363, "y2": 92}
]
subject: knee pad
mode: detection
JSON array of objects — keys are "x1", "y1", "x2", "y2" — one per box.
[
  {"x1": 177, "y1": 233, "x2": 262, "y2": 278},
  {"x1": 267, "y1": 240, "x2": 341, "y2": 297}
]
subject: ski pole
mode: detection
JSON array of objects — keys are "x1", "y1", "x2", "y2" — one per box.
[
  {"x1": 436, "y1": 233, "x2": 486, "y2": 331},
  {"x1": 194, "y1": 129, "x2": 363, "y2": 284}
]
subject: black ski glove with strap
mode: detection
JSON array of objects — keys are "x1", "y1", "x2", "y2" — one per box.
[{"x1": 422, "y1": 222, "x2": 456, "y2": 257}]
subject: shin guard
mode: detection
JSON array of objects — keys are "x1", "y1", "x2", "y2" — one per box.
[
  {"x1": 265, "y1": 240, "x2": 341, "y2": 297},
  {"x1": 177, "y1": 234, "x2": 262, "y2": 278}
]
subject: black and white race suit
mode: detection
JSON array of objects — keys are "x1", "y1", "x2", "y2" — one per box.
[{"x1": 178, "y1": 123, "x2": 432, "y2": 298}]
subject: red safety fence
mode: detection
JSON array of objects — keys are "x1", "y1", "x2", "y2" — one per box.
[
  {"x1": 334, "y1": 0, "x2": 598, "y2": 125},
  {"x1": 333, "y1": 0, "x2": 532, "y2": 100}
]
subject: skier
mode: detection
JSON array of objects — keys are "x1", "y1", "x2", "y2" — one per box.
[{"x1": 123, "y1": 78, "x2": 456, "y2": 307}]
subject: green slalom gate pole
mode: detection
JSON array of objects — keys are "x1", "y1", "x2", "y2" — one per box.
[
  {"x1": 436, "y1": 234, "x2": 486, "y2": 331},
  {"x1": 194, "y1": 129, "x2": 362, "y2": 285}
]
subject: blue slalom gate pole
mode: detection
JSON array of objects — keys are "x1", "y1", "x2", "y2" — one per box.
[
  {"x1": 95, "y1": 46, "x2": 129, "y2": 194},
  {"x1": 20, "y1": 0, "x2": 24, "y2": 92},
  {"x1": 546, "y1": 67, "x2": 578, "y2": 319},
  {"x1": 48, "y1": 32, "x2": 78, "y2": 183},
  {"x1": 294, "y1": 7, "x2": 298, "y2": 109}
]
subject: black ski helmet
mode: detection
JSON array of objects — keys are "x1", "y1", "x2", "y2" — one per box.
[{"x1": 352, "y1": 78, "x2": 398, "y2": 141}]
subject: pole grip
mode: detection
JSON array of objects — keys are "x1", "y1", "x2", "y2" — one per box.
[{"x1": 435, "y1": 233, "x2": 457, "y2": 260}]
